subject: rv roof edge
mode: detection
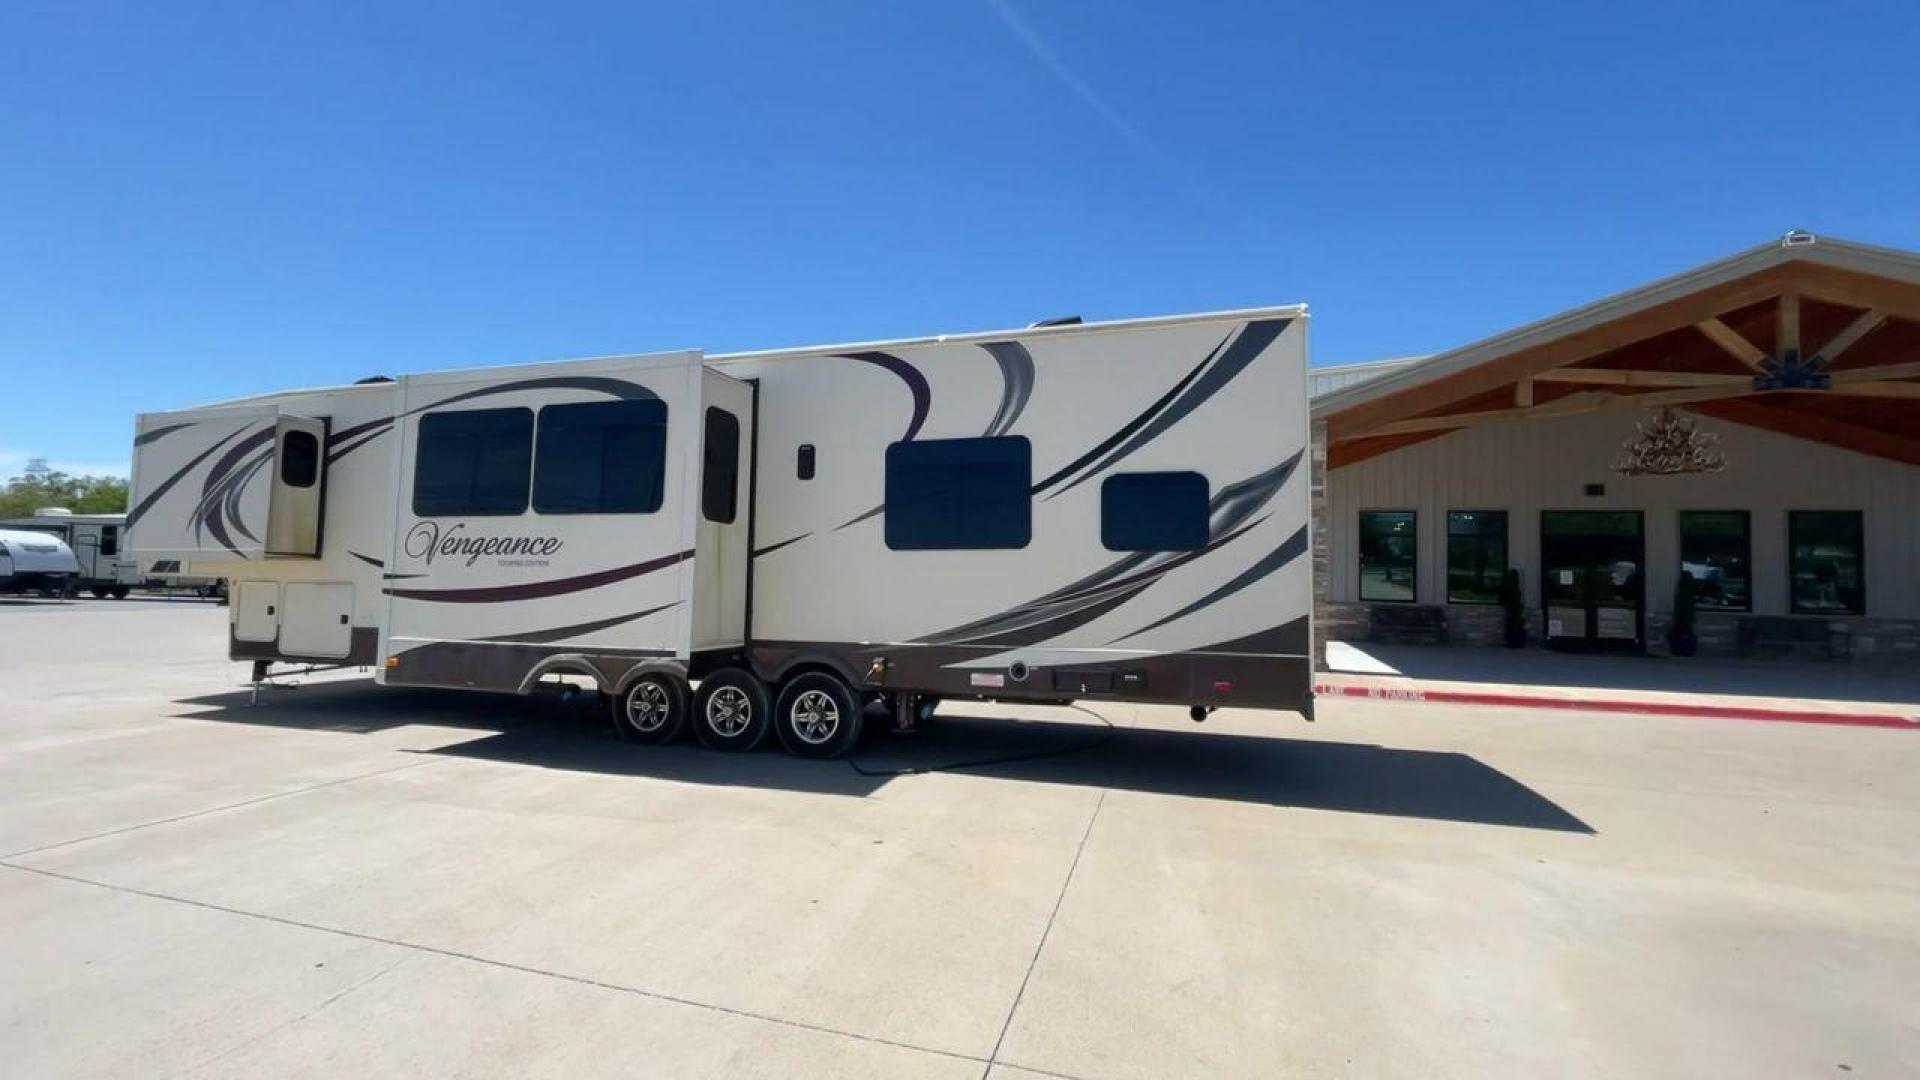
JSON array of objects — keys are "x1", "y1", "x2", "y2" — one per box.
[{"x1": 172, "y1": 303, "x2": 1309, "y2": 412}]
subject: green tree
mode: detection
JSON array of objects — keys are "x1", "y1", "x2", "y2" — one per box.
[{"x1": 0, "y1": 471, "x2": 130, "y2": 519}]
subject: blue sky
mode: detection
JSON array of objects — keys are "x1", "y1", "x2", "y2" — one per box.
[{"x1": 4, "y1": 1, "x2": 1917, "y2": 476}]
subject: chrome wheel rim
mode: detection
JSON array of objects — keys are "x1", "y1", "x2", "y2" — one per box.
[
  {"x1": 707, "y1": 686, "x2": 751, "y2": 736},
  {"x1": 790, "y1": 689, "x2": 839, "y2": 745},
  {"x1": 626, "y1": 681, "x2": 670, "y2": 733}
]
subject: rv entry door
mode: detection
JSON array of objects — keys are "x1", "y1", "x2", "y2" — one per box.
[
  {"x1": 688, "y1": 369, "x2": 754, "y2": 653},
  {"x1": 266, "y1": 415, "x2": 328, "y2": 557}
]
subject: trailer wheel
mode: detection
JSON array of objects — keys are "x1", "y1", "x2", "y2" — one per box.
[
  {"x1": 110, "y1": 585, "x2": 130, "y2": 600},
  {"x1": 774, "y1": 672, "x2": 864, "y2": 759},
  {"x1": 692, "y1": 668, "x2": 772, "y2": 751},
  {"x1": 614, "y1": 673, "x2": 688, "y2": 745},
  {"x1": 89, "y1": 586, "x2": 109, "y2": 599}
]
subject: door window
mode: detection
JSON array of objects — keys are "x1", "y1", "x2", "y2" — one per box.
[
  {"x1": 1358, "y1": 511, "x2": 1416, "y2": 602},
  {"x1": 702, "y1": 408, "x2": 740, "y2": 524}
]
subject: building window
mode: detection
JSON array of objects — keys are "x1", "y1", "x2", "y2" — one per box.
[
  {"x1": 1789, "y1": 511, "x2": 1864, "y2": 616},
  {"x1": 702, "y1": 408, "x2": 740, "y2": 524},
  {"x1": 1678, "y1": 511, "x2": 1751, "y2": 611},
  {"x1": 1101, "y1": 472, "x2": 1209, "y2": 552},
  {"x1": 1358, "y1": 510, "x2": 1417, "y2": 602},
  {"x1": 884, "y1": 436, "x2": 1031, "y2": 550},
  {"x1": 280, "y1": 430, "x2": 320, "y2": 489},
  {"x1": 412, "y1": 407, "x2": 534, "y2": 517},
  {"x1": 532, "y1": 400, "x2": 668, "y2": 515},
  {"x1": 1445, "y1": 510, "x2": 1506, "y2": 605}
]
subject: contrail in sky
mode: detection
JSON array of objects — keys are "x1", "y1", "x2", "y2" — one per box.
[{"x1": 985, "y1": 0, "x2": 1219, "y2": 205}]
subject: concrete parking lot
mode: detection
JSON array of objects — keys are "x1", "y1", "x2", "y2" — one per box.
[{"x1": 2, "y1": 599, "x2": 1916, "y2": 1078}]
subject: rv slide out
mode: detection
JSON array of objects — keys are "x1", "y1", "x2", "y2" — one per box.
[{"x1": 128, "y1": 307, "x2": 1313, "y2": 757}]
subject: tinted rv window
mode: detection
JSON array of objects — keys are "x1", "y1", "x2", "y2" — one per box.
[
  {"x1": 1101, "y1": 472, "x2": 1209, "y2": 551},
  {"x1": 280, "y1": 430, "x2": 320, "y2": 489},
  {"x1": 884, "y1": 437, "x2": 1031, "y2": 550},
  {"x1": 99, "y1": 525, "x2": 119, "y2": 556},
  {"x1": 532, "y1": 399, "x2": 667, "y2": 514},
  {"x1": 702, "y1": 408, "x2": 740, "y2": 524},
  {"x1": 412, "y1": 407, "x2": 534, "y2": 517}
]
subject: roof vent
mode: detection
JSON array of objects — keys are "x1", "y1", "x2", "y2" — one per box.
[
  {"x1": 354, "y1": 375, "x2": 396, "y2": 384},
  {"x1": 34, "y1": 507, "x2": 73, "y2": 517},
  {"x1": 1029, "y1": 315, "x2": 1083, "y2": 328},
  {"x1": 1781, "y1": 230, "x2": 1817, "y2": 247}
]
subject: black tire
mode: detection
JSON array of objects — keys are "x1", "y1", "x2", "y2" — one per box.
[
  {"x1": 110, "y1": 585, "x2": 130, "y2": 600},
  {"x1": 691, "y1": 668, "x2": 772, "y2": 751},
  {"x1": 613, "y1": 672, "x2": 689, "y2": 745},
  {"x1": 89, "y1": 586, "x2": 109, "y2": 599},
  {"x1": 774, "y1": 672, "x2": 865, "y2": 759}
]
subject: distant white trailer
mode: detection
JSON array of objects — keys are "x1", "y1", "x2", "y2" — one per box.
[
  {"x1": 0, "y1": 510, "x2": 140, "y2": 598},
  {"x1": 0, "y1": 527, "x2": 81, "y2": 596},
  {"x1": 128, "y1": 307, "x2": 1313, "y2": 757}
]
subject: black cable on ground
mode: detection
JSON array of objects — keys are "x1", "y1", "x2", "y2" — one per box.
[{"x1": 844, "y1": 703, "x2": 1121, "y2": 777}]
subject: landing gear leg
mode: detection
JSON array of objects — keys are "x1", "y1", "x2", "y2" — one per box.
[{"x1": 250, "y1": 660, "x2": 271, "y2": 707}]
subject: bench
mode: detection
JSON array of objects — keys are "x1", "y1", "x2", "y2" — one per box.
[
  {"x1": 1737, "y1": 616, "x2": 1851, "y2": 661},
  {"x1": 1369, "y1": 604, "x2": 1449, "y2": 645}
]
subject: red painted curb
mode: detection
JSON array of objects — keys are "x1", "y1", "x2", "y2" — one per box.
[{"x1": 1313, "y1": 681, "x2": 1920, "y2": 731}]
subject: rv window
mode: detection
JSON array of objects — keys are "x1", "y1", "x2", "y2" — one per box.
[
  {"x1": 413, "y1": 407, "x2": 534, "y2": 517},
  {"x1": 99, "y1": 525, "x2": 119, "y2": 557},
  {"x1": 703, "y1": 408, "x2": 740, "y2": 523},
  {"x1": 1101, "y1": 472, "x2": 1209, "y2": 551},
  {"x1": 280, "y1": 430, "x2": 320, "y2": 489},
  {"x1": 797, "y1": 444, "x2": 816, "y2": 481},
  {"x1": 884, "y1": 436, "x2": 1031, "y2": 551},
  {"x1": 533, "y1": 399, "x2": 668, "y2": 515}
]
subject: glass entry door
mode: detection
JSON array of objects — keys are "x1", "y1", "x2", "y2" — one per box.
[{"x1": 1540, "y1": 511, "x2": 1645, "y2": 651}]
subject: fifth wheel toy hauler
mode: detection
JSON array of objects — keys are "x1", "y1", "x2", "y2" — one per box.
[{"x1": 128, "y1": 306, "x2": 1313, "y2": 757}]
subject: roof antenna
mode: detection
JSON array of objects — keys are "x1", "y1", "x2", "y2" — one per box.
[
  {"x1": 1781, "y1": 230, "x2": 1817, "y2": 247},
  {"x1": 1029, "y1": 315, "x2": 1083, "y2": 328}
]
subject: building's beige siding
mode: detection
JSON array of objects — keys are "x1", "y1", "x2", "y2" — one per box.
[{"x1": 1324, "y1": 409, "x2": 1920, "y2": 619}]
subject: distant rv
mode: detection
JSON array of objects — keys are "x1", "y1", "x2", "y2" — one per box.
[
  {"x1": 0, "y1": 527, "x2": 80, "y2": 597},
  {"x1": 0, "y1": 510, "x2": 139, "y2": 598},
  {"x1": 128, "y1": 307, "x2": 1314, "y2": 757}
]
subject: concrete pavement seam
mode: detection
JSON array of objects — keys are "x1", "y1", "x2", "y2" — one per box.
[
  {"x1": 1, "y1": 758, "x2": 444, "y2": 861},
  {"x1": 0, "y1": 860, "x2": 1024, "y2": 1075},
  {"x1": 166, "y1": 956, "x2": 412, "y2": 1080},
  {"x1": 981, "y1": 787, "x2": 1109, "y2": 1080}
]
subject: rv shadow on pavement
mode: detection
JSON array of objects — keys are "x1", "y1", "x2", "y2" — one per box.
[{"x1": 174, "y1": 678, "x2": 1591, "y2": 833}]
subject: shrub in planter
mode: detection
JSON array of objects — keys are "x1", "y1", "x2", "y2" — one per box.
[
  {"x1": 1669, "y1": 570, "x2": 1699, "y2": 657},
  {"x1": 1500, "y1": 568, "x2": 1527, "y2": 648}
]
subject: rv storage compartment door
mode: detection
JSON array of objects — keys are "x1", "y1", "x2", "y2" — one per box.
[
  {"x1": 280, "y1": 582, "x2": 353, "y2": 658},
  {"x1": 234, "y1": 581, "x2": 280, "y2": 643},
  {"x1": 266, "y1": 415, "x2": 328, "y2": 557}
]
